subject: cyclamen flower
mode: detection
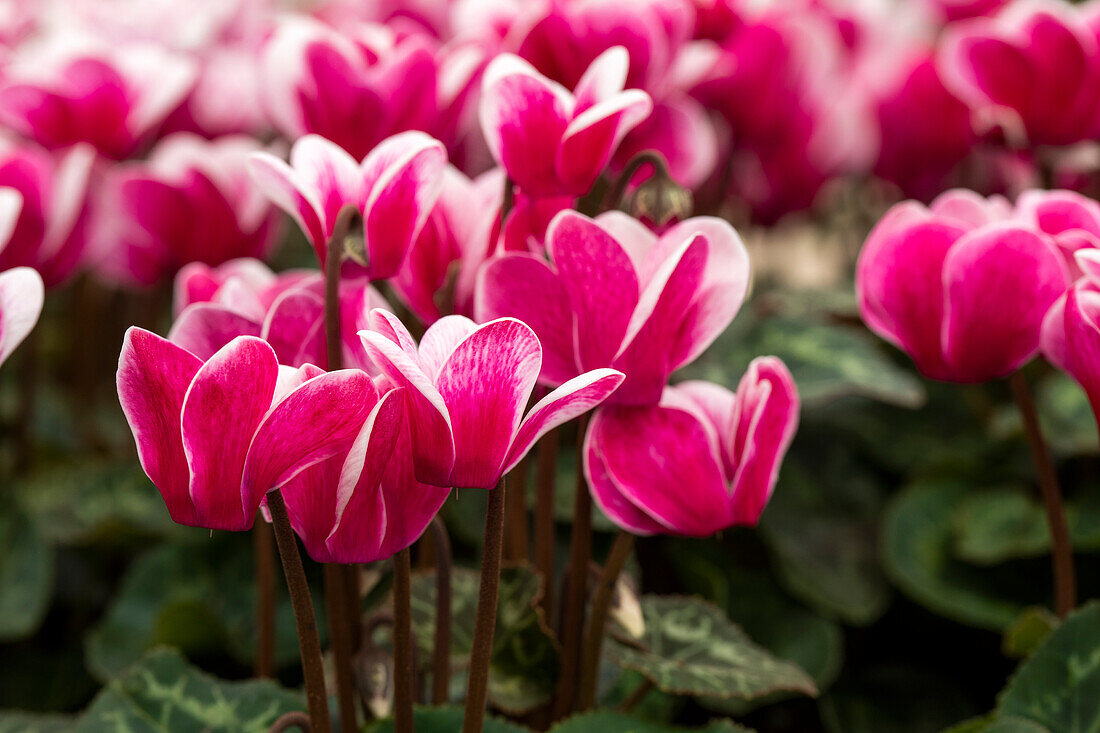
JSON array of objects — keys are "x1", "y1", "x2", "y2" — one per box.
[
  {"x1": 249, "y1": 133, "x2": 446, "y2": 278},
  {"x1": 280, "y1": 383, "x2": 452, "y2": 563},
  {"x1": 476, "y1": 210, "x2": 749, "y2": 405},
  {"x1": 0, "y1": 37, "x2": 197, "y2": 159},
  {"x1": 1046, "y1": 283, "x2": 1100, "y2": 426},
  {"x1": 169, "y1": 259, "x2": 388, "y2": 371},
  {"x1": 259, "y1": 17, "x2": 439, "y2": 161},
  {"x1": 939, "y1": 1, "x2": 1100, "y2": 146},
  {"x1": 103, "y1": 134, "x2": 281, "y2": 286},
  {"x1": 857, "y1": 189, "x2": 1068, "y2": 383},
  {"x1": 0, "y1": 266, "x2": 45, "y2": 368},
  {"x1": 117, "y1": 329, "x2": 379, "y2": 530},
  {"x1": 1014, "y1": 189, "x2": 1100, "y2": 277},
  {"x1": 360, "y1": 310, "x2": 624, "y2": 489},
  {"x1": 0, "y1": 140, "x2": 96, "y2": 287},
  {"x1": 586, "y1": 358, "x2": 799, "y2": 537},
  {"x1": 479, "y1": 47, "x2": 652, "y2": 198}
]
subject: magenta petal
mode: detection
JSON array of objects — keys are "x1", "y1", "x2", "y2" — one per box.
[
  {"x1": 504, "y1": 368, "x2": 624, "y2": 475},
  {"x1": 474, "y1": 253, "x2": 578, "y2": 385},
  {"x1": 1041, "y1": 290, "x2": 1071, "y2": 372},
  {"x1": 418, "y1": 315, "x2": 478, "y2": 381},
  {"x1": 167, "y1": 304, "x2": 262, "y2": 362},
  {"x1": 0, "y1": 266, "x2": 44, "y2": 367},
  {"x1": 368, "y1": 308, "x2": 422, "y2": 362},
  {"x1": 584, "y1": 415, "x2": 667, "y2": 536},
  {"x1": 728, "y1": 358, "x2": 799, "y2": 525},
  {"x1": 436, "y1": 318, "x2": 541, "y2": 489},
  {"x1": 248, "y1": 151, "x2": 326, "y2": 252},
  {"x1": 261, "y1": 289, "x2": 325, "y2": 367},
  {"x1": 1065, "y1": 287, "x2": 1100, "y2": 418},
  {"x1": 672, "y1": 379, "x2": 739, "y2": 478},
  {"x1": 359, "y1": 326, "x2": 455, "y2": 486},
  {"x1": 117, "y1": 327, "x2": 203, "y2": 526},
  {"x1": 557, "y1": 89, "x2": 652, "y2": 195},
  {"x1": 591, "y1": 402, "x2": 731, "y2": 536},
  {"x1": 376, "y1": 418, "x2": 452, "y2": 559},
  {"x1": 243, "y1": 369, "x2": 378, "y2": 516},
  {"x1": 942, "y1": 225, "x2": 1068, "y2": 381},
  {"x1": 181, "y1": 336, "x2": 279, "y2": 530},
  {"x1": 280, "y1": 454, "x2": 345, "y2": 563},
  {"x1": 325, "y1": 390, "x2": 404, "y2": 563},
  {"x1": 547, "y1": 211, "x2": 640, "y2": 370}
]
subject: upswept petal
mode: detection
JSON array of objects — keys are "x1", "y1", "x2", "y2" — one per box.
[
  {"x1": 435, "y1": 318, "x2": 541, "y2": 489},
  {"x1": 167, "y1": 304, "x2": 261, "y2": 362},
  {"x1": 418, "y1": 315, "x2": 478, "y2": 381},
  {"x1": 572, "y1": 46, "x2": 631, "y2": 114},
  {"x1": 584, "y1": 414, "x2": 668, "y2": 536},
  {"x1": 671, "y1": 379, "x2": 739, "y2": 478},
  {"x1": 941, "y1": 224, "x2": 1068, "y2": 381},
  {"x1": 503, "y1": 368, "x2": 624, "y2": 475},
  {"x1": 248, "y1": 152, "x2": 327, "y2": 249},
  {"x1": 288, "y1": 135, "x2": 363, "y2": 234},
  {"x1": 116, "y1": 327, "x2": 202, "y2": 526},
  {"x1": 181, "y1": 336, "x2": 279, "y2": 530},
  {"x1": 261, "y1": 288, "x2": 325, "y2": 367},
  {"x1": 375, "y1": 419, "x2": 452, "y2": 559},
  {"x1": 0, "y1": 266, "x2": 44, "y2": 366},
  {"x1": 474, "y1": 253, "x2": 578, "y2": 385},
  {"x1": 557, "y1": 89, "x2": 652, "y2": 195}
]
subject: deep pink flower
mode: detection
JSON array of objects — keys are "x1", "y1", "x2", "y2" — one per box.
[
  {"x1": 101, "y1": 133, "x2": 281, "y2": 285},
  {"x1": 259, "y1": 16, "x2": 440, "y2": 160},
  {"x1": 476, "y1": 210, "x2": 749, "y2": 405},
  {"x1": 169, "y1": 259, "x2": 388, "y2": 372},
  {"x1": 939, "y1": 1, "x2": 1100, "y2": 147},
  {"x1": 249, "y1": 132, "x2": 446, "y2": 278},
  {"x1": 925, "y1": 0, "x2": 1010, "y2": 23},
  {"x1": 0, "y1": 139, "x2": 96, "y2": 287},
  {"x1": 280, "y1": 383, "x2": 451, "y2": 563},
  {"x1": 479, "y1": 47, "x2": 652, "y2": 198},
  {"x1": 857, "y1": 189, "x2": 1068, "y2": 383},
  {"x1": 117, "y1": 328, "x2": 379, "y2": 530},
  {"x1": 1045, "y1": 277, "x2": 1100, "y2": 426},
  {"x1": 0, "y1": 38, "x2": 197, "y2": 159},
  {"x1": 0, "y1": 266, "x2": 44, "y2": 367},
  {"x1": 360, "y1": 311, "x2": 624, "y2": 489},
  {"x1": 586, "y1": 358, "x2": 799, "y2": 536},
  {"x1": 1015, "y1": 189, "x2": 1100, "y2": 277}
]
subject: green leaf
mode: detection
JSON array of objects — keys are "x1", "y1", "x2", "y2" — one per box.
[
  {"x1": 991, "y1": 372, "x2": 1098, "y2": 457},
  {"x1": 72, "y1": 647, "x2": 302, "y2": 732},
  {"x1": 0, "y1": 711, "x2": 71, "y2": 733},
  {"x1": 882, "y1": 481, "x2": 1026, "y2": 630},
  {"x1": 995, "y1": 602, "x2": 1100, "y2": 731},
  {"x1": 409, "y1": 564, "x2": 559, "y2": 714},
  {"x1": 604, "y1": 595, "x2": 817, "y2": 700},
  {"x1": 85, "y1": 538, "x2": 307, "y2": 681},
  {"x1": 941, "y1": 713, "x2": 995, "y2": 733},
  {"x1": 951, "y1": 487, "x2": 1100, "y2": 565},
  {"x1": 0, "y1": 505, "x2": 54, "y2": 641},
  {"x1": 1002, "y1": 608, "x2": 1059, "y2": 660},
  {"x1": 550, "y1": 711, "x2": 753, "y2": 732},
  {"x1": 15, "y1": 460, "x2": 182, "y2": 546},
  {"x1": 365, "y1": 705, "x2": 528, "y2": 733},
  {"x1": 982, "y1": 718, "x2": 1051, "y2": 733},
  {"x1": 682, "y1": 315, "x2": 925, "y2": 408}
]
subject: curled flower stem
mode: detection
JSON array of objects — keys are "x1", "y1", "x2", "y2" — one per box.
[
  {"x1": 268, "y1": 711, "x2": 311, "y2": 733},
  {"x1": 462, "y1": 478, "x2": 507, "y2": 733},
  {"x1": 602, "y1": 150, "x2": 672, "y2": 213},
  {"x1": 254, "y1": 518, "x2": 276, "y2": 678},
  {"x1": 1009, "y1": 372, "x2": 1076, "y2": 617},
  {"x1": 393, "y1": 548, "x2": 415, "y2": 733},
  {"x1": 428, "y1": 517, "x2": 452, "y2": 705},
  {"x1": 577, "y1": 530, "x2": 635, "y2": 711},
  {"x1": 324, "y1": 565, "x2": 358, "y2": 731},
  {"x1": 267, "y1": 489, "x2": 332, "y2": 733},
  {"x1": 534, "y1": 428, "x2": 560, "y2": 618},
  {"x1": 553, "y1": 415, "x2": 593, "y2": 721}
]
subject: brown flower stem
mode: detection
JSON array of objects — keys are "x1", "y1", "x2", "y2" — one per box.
[
  {"x1": 533, "y1": 428, "x2": 560, "y2": 618},
  {"x1": 602, "y1": 150, "x2": 671, "y2": 212},
  {"x1": 324, "y1": 206, "x2": 359, "y2": 373},
  {"x1": 393, "y1": 548, "x2": 415, "y2": 733},
  {"x1": 323, "y1": 565, "x2": 358, "y2": 731},
  {"x1": 267, "y1": 489, "x2": 332, "y2": 733},
  {"x1": 504, "y1": 457, "x2": 529, "y2": 562},
  {"x1": 618, "y1": 678, "x2": 654, "y2": 713},
  {"x1": 462, "y1": 479, "x2": 507, "y2": 733},
  {"x1": 254, "y1": 518, "x2": 276, "y2": 678},
  {"x1": 428, "y1": 517, "x2": 452, "y2": 705},
  {"x1": 577, "y1": 531, "x2": 635, "y2": 711},
  {"x1": 268, "y1": 711, "x2": 311, "y2": 733},
  {"x1": 552, "y1": 415, "x2": 592, "y2": 721},
  {"x1": 1009, "y1": 371, "x2": 1077, "y2": 617}
]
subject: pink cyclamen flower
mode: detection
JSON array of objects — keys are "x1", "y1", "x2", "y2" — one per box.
[
  {"x1": 1048, "y1": 283, "x2": 1100, "y2": 424},
  {"x1": 479, "y1": 47, "x2": 652, "y2": 198},
  {"x1": 0, "y1": 266, "x2": 45, "y2": 367},
  {"x1": 1014, "y1": 189, "x2": 1100, "y2": 277},
  {"x1": 249, "y1": 133, "x2": 446, "y2": 278},
  {"x1": 586, "y1": 358, "x2": 799, "y2": 537},
  {"x1": 360, "y1": 310, "x2": 625, "y2": 489},
  {"x1": 169, "y1": 258, "x2": 388, "y2": 372},
  {"x1": 857, "y1": 189, "x2": 1069, "y2": 383},
  {"x1": 259, "y1": 16, "x2": 440, "y2": 161},
  {"x1": 117, "y1": 328, "x2": 380, "y2": 530},
  {"x1": 939, "y1": 1, "x2": 1100, "y2": 147},
  {"x1": 102, "y1": 133, "x2": 281, "y2": 286},
  {"x1": 476, "y1": 210, "x2": 749, "y2": 405},
  {"x1": 0, "y1": 37, "x2": 197, "y2": 159},
  {"x1": 280, "y1": 382, "x2": 452, "y2": 563},
  {"x1": 0, "y1": 140, "x2": 96, "y2": 287}
]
